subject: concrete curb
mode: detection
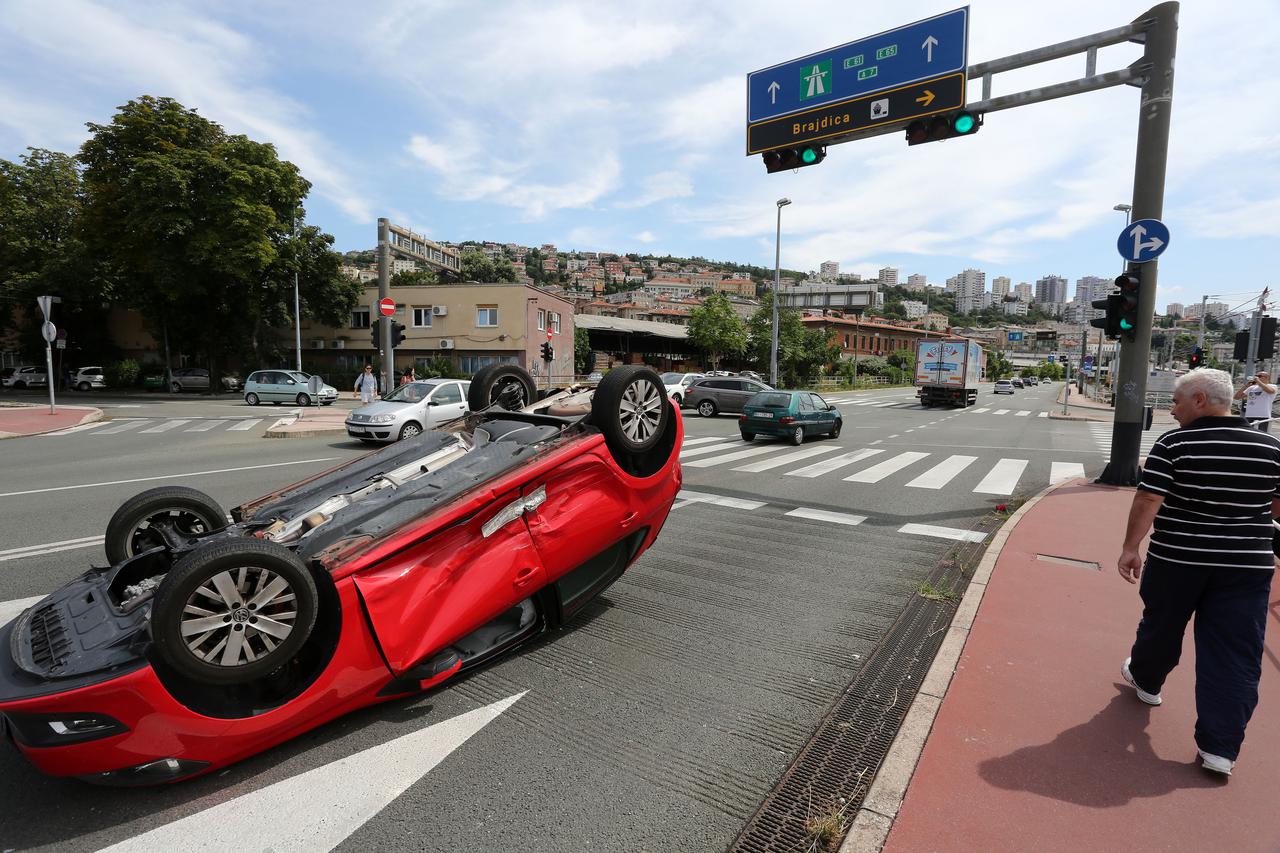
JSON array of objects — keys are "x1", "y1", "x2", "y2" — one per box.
[
  {"x1": 840, "y1": 478, "x2": 1078, "y2": 853},
  {"x1": 0, "y1": 404, "x2": 105, "y2": 439}
]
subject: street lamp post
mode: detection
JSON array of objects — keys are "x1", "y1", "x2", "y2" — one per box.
[
  {"x1": 771, "y1": 198, "x2": 791, "y2": 387},
  {"x1": 293, "y1": 214, "x2": 303, "y2": 373}
]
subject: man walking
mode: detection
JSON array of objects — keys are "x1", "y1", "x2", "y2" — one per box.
[
  {"x1": 1117, "y1": 368, "x2": 1280, "y2": 776},
  {"x1": 1235, "y1": 370, "x2": 1276, "y2": 432},
  {"x1": 354, "y1": 365, "x2": 378, "y2": 404}
]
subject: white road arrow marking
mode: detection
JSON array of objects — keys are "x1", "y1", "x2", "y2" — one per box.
[
  {"x1": 768, "y1": 80, "x2": 780, "y2": 104},
  {"x1": 0, "y1": 596, "x2": 45, "y2": 628},
  {"x1": 922, "y1": 35, "x2": 938, "y2": 62},
  {"x1": 96, "y1": 692, "x2": 527, "y2": 853},
  {"x1": 1129, "y1": 223, "x2": 1164, "y2": 257}
]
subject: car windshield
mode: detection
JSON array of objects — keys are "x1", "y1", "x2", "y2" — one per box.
[
  {"x1": 287, "y1": 372, "x2": 310, "y2": 383},
  {"x1": 382, "y1": 381, "x2": 438, "y2": 403},
  {"x1": 750, "y1": 392, "x2": 793, "y2": 408},
  {"x1": 660, "y1": 373, "x2": 684, "y2": 383}
]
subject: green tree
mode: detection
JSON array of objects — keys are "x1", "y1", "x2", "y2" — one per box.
[
  {"x1": 421, "y1": 355, "x2": 457, "y2": 379},
  {"x1": 984, "y1": 348, "x2": 1013, "y2": 380},
  {"x1": 391, "y1": 268, "x2": 438, "y2": 287},
  {"x1": 887, "y1": 347, "x2": 916, "y2": 372},
  {"x1": 574, "y1": 326, "x2": 592, "y2": 375},
  {"x1": 458, "y1": 250, "x2": 517, "y2": 283},
  {"x1": 687, "y1": 293, "x2": 747, "y2": 370},
  {"x1": 747, "y1": 292, "x2": 841, "y2": 386}
]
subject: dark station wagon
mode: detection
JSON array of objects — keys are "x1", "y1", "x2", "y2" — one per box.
[{"x1": 739, "y1": 390, "x2": 842, "y2": 445}]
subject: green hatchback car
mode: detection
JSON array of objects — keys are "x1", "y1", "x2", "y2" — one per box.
[{"x1": 739, "y1": 390, "x2": 842, "y2": 445}]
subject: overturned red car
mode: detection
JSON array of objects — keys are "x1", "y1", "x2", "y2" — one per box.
[{"x1": 0, "y1": 365, "x2": 681, "y2": 784}]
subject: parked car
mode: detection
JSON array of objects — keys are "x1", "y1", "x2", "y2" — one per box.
[
  {"x1": 739, "y1": 370, "x2": 764, "y2": 382},
  {"x1": 346, "y1": 378, "x2": 471, "y2": 443},
  {"x1": 2, "y1": 366, "x2": 47, "y2": 389},
  {"x1": 141, "y1": 370, "x2": 166, "y2": 391},
  {"x1": 661, "y1": 372, "x2": 705, "y2": 405},
  {"x1": 0, "y1": 364, "x2": 681, "y2": 785},
  {"x1": 994, "y1": 379, "x2": 1015, "y2": 394},
  {"x1": 740, "y1": 390, "x2": 841, "y2": 445},
  {"x1": 243, "y1": 370, "x2": 338, "y2": 407},
  {"x1": 1010, "y1": 378, "x2": 1025, "y2": 388},
  {"x1": 684, "y1": 376, "x2": 773, "y2": 417},
  {"x1": 169, "y1": 368, "x2": 240, "y2": 393},
  {"x1": 586, "y1": 371, "x2": 604, "y2": 383},
  {"x1": 1024, "y1": 376, "x2": 1038, "y2": 386},
  {"x1": 70, "y1": 366, "x2": 107, "y2": 391}
]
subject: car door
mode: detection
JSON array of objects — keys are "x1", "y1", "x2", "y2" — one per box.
[
  {"x1": 351, "y1": 488, "x2": 548, "y2": 674},
  {"x1": 425, "y1": 382, "x2": 466, "y2": 428},
  {"x1": 810, "y1": 393, "x2": 834, "y2": 432}
]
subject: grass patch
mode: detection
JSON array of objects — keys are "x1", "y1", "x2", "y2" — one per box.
[
  {"x1": 803, "y1": 796, "x2": 851, "y2": 852},
  {"x1": 917, "y1": 580, "x2": 959, "y2": 602}
]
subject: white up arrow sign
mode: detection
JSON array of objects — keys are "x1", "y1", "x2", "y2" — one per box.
[
  {"x1": 1130, "y1": 223, "x2": 1164, "y2": 257},
  {"x1": 768, "y1": 80, "x2": 780, "y2": 104},
  {"x1": 922, "y1": 35, "x2": 938, "y2": 62}
]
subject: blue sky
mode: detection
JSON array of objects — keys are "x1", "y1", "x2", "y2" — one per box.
[{"x1": 1, "y1": 0, "x2": 1276, "y2": 316}]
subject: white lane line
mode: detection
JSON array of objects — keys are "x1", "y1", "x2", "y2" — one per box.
[
  {"x1": 732, "y1": 444, "x2": 838, "y2": 473},
  {"x1": 680, "y1": 442, "x2": 742, "y2": 458},
  {"x1": 185, "y1": 420, "x2": 229, "y2": 432},
  {"x1": 0, "y1": 596, "x2": 45, "y2": 627},
  {"x1": 973, "y1": 458, "x2": 1029, "y2": 495},
  {"x1": 786, "y1": 448, "x2": 885, "y2": 479},
  {"x1": 874, "y1": 401, "x2": 900, "y2": 408},
  {"x1": 684, "y1": 443, "x2": 793, "y2": 469},
  {"x1": 843, "y1": 451, "x2": 930, "y2": 483},
  {"x1": 0, "y1": 457, "x2": 340, "y2": 498},
  {"x1": 905, "y1": 455, "x2": 978, "y2": 490},
  {"x1": 0, "y1": 535, "x2": 105, "y2": 563},
  {"x1": 680, "y1": 436, "x2": 729, "y2": 447},
  {"x1": 993, "y1": 409, "x2": 1010, "y2": 416},
  {"x1": 1015, "y1": 410, "x2": 1031, "y2": 417},
  {"x1": 139, "y1": 419, "x2": 192, "y2": 434},
  {"x1": 1050, "y1": 461, "x2": 1087, "y2": 485},
  {"x1": 228, "y1": 419, "x2": 263, "y2": 431},
  {"x1": 96, "y1": 420, "x2": 147, "y2": 434},
  {"x1": 786, "y1": 507, "x2": 867, "y2": 526},
  {"x1": 673, "y1": 490, "x2": 766, "y2": 510},
  {"x1": 1038, "y1": 411, "x2": 1049, "y2": 418},
  {"x1": 37, "y1": 421, "x2": 111, "y2": 437},
  {"x1": 900, "y1": 523, "x2": 987, "y2": 543}
]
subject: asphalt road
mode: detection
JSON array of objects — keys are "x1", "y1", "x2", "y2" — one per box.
[{"x1": 0, "y1": 383, "x2": 1106, "y2": 852}]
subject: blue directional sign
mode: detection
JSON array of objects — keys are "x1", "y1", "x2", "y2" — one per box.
[
  {"x1": 1047, "y1": 355, "x2": 1055, "y2": 364},
  {"x1": 1084, "y1": 355, "x2": 1094, "y2": 367},
  {"x1": 748, "y1": 8, "x2": 968, "y2": 124},
  {"x1": 1116, "y1": 218, "x2": 1170, "y2": 264},
  {"x1": 1007, "y1": 331, "x2": 1024, "y2": 342}
]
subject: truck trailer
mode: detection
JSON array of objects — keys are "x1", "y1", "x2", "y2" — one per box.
[{"x1": 915, "y1": 339, "x2": 983, "y2": 408}]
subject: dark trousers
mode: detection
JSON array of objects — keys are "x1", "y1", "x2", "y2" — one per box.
[{"x1": 1128, "y1": 556, "x2": 1274, "y2": 761}]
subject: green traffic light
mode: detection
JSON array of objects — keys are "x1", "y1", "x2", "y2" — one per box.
[
  {"x1": 1120, "y1": 319, "x2": 1134, "y2": 330},
  {"x1": 801, "y1": 147, "x2": 818, "y2": 164},
  {"x1": 953, "y1": 113, "x2": 976, "y2": 134}
]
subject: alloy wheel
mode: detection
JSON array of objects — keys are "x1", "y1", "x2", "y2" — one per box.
[
  {"x1": 619, "y1": 377, "x2": 663, "y2": 443},
  {"x1": 179, "y1": 566, "x2": 299, "y2": 668}
]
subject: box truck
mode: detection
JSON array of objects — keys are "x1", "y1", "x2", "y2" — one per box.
[{"x1": 915, "y1": 339, "x2": 983, "y2": 408}]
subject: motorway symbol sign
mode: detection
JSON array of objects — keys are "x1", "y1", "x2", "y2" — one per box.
[
  {"x1": 747, "y1": 7, "x2": 968, "y2": 141},
  {"x1": 378, "y1": 297, "x2": 396, "y2": 317},
  {"x1": 1116, "y1": 218, "x2": 1170, "y2": 263},
  {"x1": 1047, "y1": 355, "x2": 1055, "y2": 363},
  {"x1": 1007, "y1": 331, "x2": 1024, "y2": 342}
]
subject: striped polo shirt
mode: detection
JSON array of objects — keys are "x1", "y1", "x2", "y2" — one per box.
[{"x1": 1138, "y1": 416, "x2": 1280, "y2": 569}]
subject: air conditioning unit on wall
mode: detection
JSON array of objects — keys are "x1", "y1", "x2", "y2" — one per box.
[
  {"x1": 331, "y1": 340, "x2": 346, "y2": 349},
  {"x1": 432, "y1": 305, "x2": 448, "y2": 316},
  {"x1": 438, "y1": 339, "x2": 455, "y2": 350},
  {"x1": 311, "y1": 339, "x2": 326, "y2": 350}
]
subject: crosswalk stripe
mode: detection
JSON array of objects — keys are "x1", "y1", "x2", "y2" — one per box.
[
  {"x1": 732, "y1": 444, "x2": 838, "y2": 473},
  {"x1": 227, "y1": 419, "x2": 263, "y2": 431},
  {"x1": 898, "y1": 523, "x2": 987, "y2": 543},
  {"x1": 848, "y1": 400, "x2": 880, "y2": 406},
  {"x1": 993, "y1": 409, "x2": 1010, "y2": 416},
  {"x1": 673, "y1": 490, "x2": 765, "y2": 511},
  {"x1": 1015, "y1": 410, "x2": 1031, "y2": 417},
  {"x1": 1038, "y1": 411, "x2": 1049, "y2": 418},
  {"x1": 96, "y1": 420, "x2": 146, "y2": 434},
  {"x1": 680, "y1": 442, "x2": 742, "y2": 459},
  {"x1": 973, "y1": 458, "x2": 1029, "y2": 495},
  {"x1": 185, "y1": 420, "x2": 228, "y2": 432},
  {"x1": 844, "y1": 451, "x2": 930, "y2": 483},
  {"x1": 874, "y1": 401, "x2": 900, "y2": 408},
  {"x1": 785, "y1": 507, "x2": 866, "y2": 526},
  {"x1": 681, "y1": 436, "x2": 729, "y2": 447},
  {"x1": 972, "y1": 408, "x2": 991, "y2": 413},
  {"x1": 38, "y1": 421, "x2": 110, "y2": 437},
  {"x1": 786, "y1": 448, "x2": 884, "y2": 478},
  {"x1": 905, "y1": 455, "x2": 978, "y2": 489},
  {"x1": 1050, "y1": 461, "x2": 1086, "y2": 485},
  {"x1": 684, "y1": 443, "x2": 792, "y2": 468},
  {"x1": 139, "y1": 420, "x2": 192, "y2": 434}
]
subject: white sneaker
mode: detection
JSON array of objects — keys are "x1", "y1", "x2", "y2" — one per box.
[
  {"x1": 1121, "y1": 657, "x2": 1162, "y2": 706},
  {"x1": 1198, "y1": 750, "x2": 1234, "y2": 776}
]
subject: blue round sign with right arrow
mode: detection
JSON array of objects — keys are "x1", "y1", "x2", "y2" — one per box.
[{"x1": 1117, "y1": 218, "x2": 1170, "y2": 263}]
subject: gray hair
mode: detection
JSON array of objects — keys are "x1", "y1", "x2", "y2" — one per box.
[{"x1": 1174, "y1": 368, "x2": 1234, "y2": 408}]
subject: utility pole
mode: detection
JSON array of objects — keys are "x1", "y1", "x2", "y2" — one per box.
[
  {"x1": 376, "y1": 218, "x2": 394, "y2": 395},
  {"x1": 293, "y1": 214, "x2": 303, "y2": 373},
  {"x1": 1196, "y1": 293, "x2": 1210, "y2": 350},
  {"x1": 771, "y1": 199, "x2": 790, "y2": 387},
  {"x1": 1097, "y1": 2, "x2": 1178, "y2": 487},
  {"x1": 1244, "y1": 290, "x2": 1267, "y2": 378}
]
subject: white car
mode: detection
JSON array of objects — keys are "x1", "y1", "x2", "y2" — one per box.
[
  {"x1": 3, "y1": 366, "x2": 47, "y2": 389},
  {"x1": 71, "y1": 366, "x2": 107, "y2": 391},
  {"x1": 994, "y1": 379, "x2": 1015, "y2": 395},
  {"x1": 345, "y1": 378, "x2": 471, "y2": 443},
  {"x1": 661, "y1": 372, "x2": 705, "y2": 405}
]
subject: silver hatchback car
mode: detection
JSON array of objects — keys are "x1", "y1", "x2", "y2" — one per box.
[{"x1": 345, "y1": 379, "x2": 471, "y2": 443}]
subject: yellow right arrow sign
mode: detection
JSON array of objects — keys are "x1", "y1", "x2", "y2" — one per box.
[{"x1": 915, "y1": 90, "x2": 935, "y2": 107}]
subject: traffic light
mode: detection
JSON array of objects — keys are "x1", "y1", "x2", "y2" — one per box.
[
  {"x1": 1115, "y1": 269, "x2": 1143, "y2": 338},
  {"x1": 1090, "y1": 294, "x2": 1123, "y2": 338},
  {"x1": 905, "y1": 110, "x2": 982, "y2": 145},
  {"x1": 1188, "y1": 347, "x2": 1204, "y2": 369},
  {"x1": 369, "y1": 317, "x2": 382, "y2": 347},
  {"x1": 540, "y1": 341, "x2": 554, "y2": 362},
  {"x1": 390, "y1": 321, "x2": 406, "y2": 348},
  {"x1": 762, "y1": 144, "x2": 826, "y2": 173}
]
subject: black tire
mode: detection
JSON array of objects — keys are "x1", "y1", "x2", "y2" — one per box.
[
  {"x1": 77, "y1": 381, "x2": 91, "y2": 392},
  {"x1": 830, "y1": 420, "x2": 842, "y2": 439},
  {"x1": 245, "y1": 393, "x2": 260, "y2": 406},
  {"x1": 468, "y1": 364, "x2": 536, "y2": 412},
  {"x1": 399, "y1": 421, "x2": 422, "y2": 440},
  {"x1": 591, "y1": 365, "x2": 670, "y2": 456},
  {"x1": 171, "y1": 381, "x2": 182, "y2": 393},
  {"x1": 741, "y1": 432, "x2": 755, "y2": 442},
  {"x1": 105, "y1": 486, "x2": 227, "y2": 564},
  {"x1": 296, "y1": 393, "x2": 311, "y2": 407},
  {"x1": 697, "y1": 400, "x2": 717, "y2": 417},
  {"x1": 151, "y1": 539, "x2": 318, "y2": 686},
  {"x1": 789, "y1": 426, "x2": 805, "y2": 446}
]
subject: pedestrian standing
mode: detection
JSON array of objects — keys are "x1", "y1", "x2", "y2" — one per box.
[
  {"x1": 1117, "y1": 368, "x2": 1280, "y2": 776},
  {"x1": 399, "y1": 367, "x2": 411, "y2": 387},
  {"x1": 354, "y1": 365, "x2": 378, "y2": 404},
  {"x1": 1234, "y1": 371, "x2": 1276, "y2": 432}
]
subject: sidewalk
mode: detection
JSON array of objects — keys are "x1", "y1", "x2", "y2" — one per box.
[
  {"x1": 263, "y1": 404, "x2": 350, "y2": 438},
  {"x1": 847, "y1": 480, "x2": 1280, "y2": 853},
  {"x1": 0, "y1": 402, "x2": 103, "y2": 438}
]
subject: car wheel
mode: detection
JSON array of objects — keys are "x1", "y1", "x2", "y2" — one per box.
[
  {"x1": 697, "y1": 400, "x2": 717, "y2": 417},
  {"x1": 77, "y1": 381, "x2": 91, "y2": 392},
  {"x1": 171, "y1": 381, "x2": 182, "y2": 392},
  {"x1": 469, "y1": 364, "x2": 537, "y2": 412},
  {"x1": 399, "y1": 421, "x2": 422, "y2": 440},
  {"x1": 591, "y1": 365, "x2": 670, "y2": 456},
  {"x1": 296, "y1": 393, "x2": 312, "y2": 407},
  {"x1": 105, "y1": 486, "x2": 227, "y2": 564},
  {"x1": 245, "y1": 393, "x2": 260, "y2": 406},
  {"x1": 789, "y1": 426, "x2": 805, "y2": 446},
  {"x1": 151, "y1": 539, "x2": 318, "y2": 686},
  {"x1": 741, "y1": 432, "x2": 754, "y2": 442},
  {"x1": 830, "y1": 420, "x2": 842, "y2": 439},
  {"x1": 673, "y1": 393, "x2": 683, "y2": 406}
]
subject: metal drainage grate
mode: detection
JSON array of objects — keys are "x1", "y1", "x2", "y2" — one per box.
[{"x1": 729, "y1": 517, "x2": 998, "y2": 853}]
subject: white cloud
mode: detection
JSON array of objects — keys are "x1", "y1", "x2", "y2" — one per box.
[
  {"x1": 615, "y1": 171, "x2": 694, "y2": 209},
  {"x1": 635, "y1": 230, "x2": 657, "y2": 243}
]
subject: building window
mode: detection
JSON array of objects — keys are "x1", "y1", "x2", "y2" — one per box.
[
  {"x1": 537, "y1": 309, "x2": 545, "y2": 330},
  {"x1": 459, "y1": 354, "x2": 518, "y2": 374},
  {"x1": 844, "y1": 334, "x2": 850, "y2": 348},
  {"x1": 413, "y1": 307, "x2": 433, "y2": 328},
  {"x1": 476, "y1": 305, "x2": 498, "y2": 327},
  {"x1": 550, "y1": 312, "x2": 561, "y2": 334},
  {"x1": 350, "y1": 308, "x2": 370, "y2": 329}
]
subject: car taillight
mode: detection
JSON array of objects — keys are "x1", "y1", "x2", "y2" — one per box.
[
  {"x1": 739, "y1": 415, "x2": 747, "y2": 421},
  {"x1": 779, "y1": 416, "x2": 796, "y2": 425}
]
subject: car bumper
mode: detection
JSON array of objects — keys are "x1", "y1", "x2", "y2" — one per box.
[
  {"x1": 740, "y1": 417, "x2": 794, "y2": 436},
  {"x1": 345, "y1": 421, "x2": 396, "y2": 441}
]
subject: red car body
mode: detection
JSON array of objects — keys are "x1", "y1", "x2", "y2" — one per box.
[{"x1": 0, "y1": 408, "x2": 682, "y2": 784}]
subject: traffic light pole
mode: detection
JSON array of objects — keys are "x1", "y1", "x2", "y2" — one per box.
[
  {"x1": 377, "y1": 218, "x2": 394, "y2": 395},
  {"x1": 1097, "y1": 2, "x2": 1178, "y2": 486}
]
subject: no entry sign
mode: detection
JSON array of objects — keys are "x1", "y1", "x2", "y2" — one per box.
[{"x1": 378, "y1": 297, "x2": 396, "y2": 317}]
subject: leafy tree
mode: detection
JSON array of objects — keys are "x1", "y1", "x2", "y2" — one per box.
[
  {"x1": 746, "y1": 292, "x2": 841, "y2": 386},
  {"x1": 458, "y1": 250, "x2": 516, "y2": 283},
  {"x1": 421, "y1": 355, "x2": 457, "y2": 379},
  {"x1": 984, "y1": 348, "x2": 1013, "y2": 380},
  {"x1": 887, "y1": 347, "x2": 916, "y2": 372},
  {"x1": 391, "y1": 269, "x2": 438, "y2": 287},
  {"x1": 574, "y1": 326, "x2": 592, "y2": 375},
  {"x1": 687, "y1": 293, "x2": 747, "y2": 370}
]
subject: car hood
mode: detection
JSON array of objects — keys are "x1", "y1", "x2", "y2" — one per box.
[{"x1": 350, "y1": 401, "x2": 415, "y2": 418}]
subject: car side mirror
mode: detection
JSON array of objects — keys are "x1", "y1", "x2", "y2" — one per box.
[{"x1": 827, "y1": 405, "x2": 837, "y2": 411}]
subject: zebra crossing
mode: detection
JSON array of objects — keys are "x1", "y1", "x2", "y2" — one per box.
[
  {"x1": 39, "y1": 417, "x2": 267, "y2": 437},
  {"x1": 679, "y1": 435, "x2": 1088, "y2": 495},
  {"x1": 1088, "y1": 421, "x2": 1161, "y2": 459},
  {"x1": 823, "y1": 395, "x2": 1051, "y2": 418}
]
